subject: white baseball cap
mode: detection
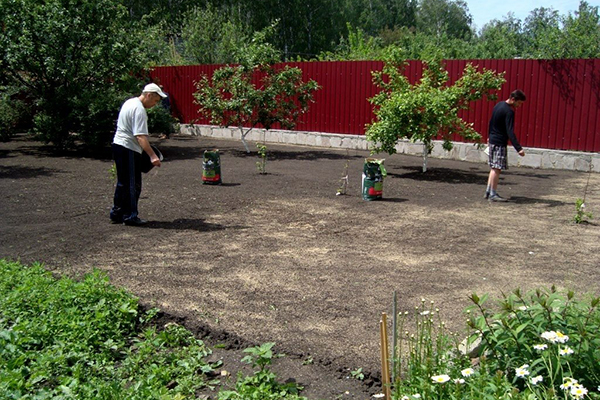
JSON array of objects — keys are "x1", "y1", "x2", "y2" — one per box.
[{"x1": 143, "y1": 83, "x2": 167, "y2": 98}]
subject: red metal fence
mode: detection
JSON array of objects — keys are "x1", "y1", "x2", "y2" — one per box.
[{"x1": 151, "y1": 59, "x2": 600, "y2": 152}]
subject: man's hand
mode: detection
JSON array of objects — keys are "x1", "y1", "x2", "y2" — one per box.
[
  {"x1": 518, "y1": 149, "x2": 525, "y2": 157},
  {"x1": 150, "y1": 155, "x2": 161, "y2": 167},
  {"x1": 137, "y1": 134, "x2": 161, "y2": 167}
]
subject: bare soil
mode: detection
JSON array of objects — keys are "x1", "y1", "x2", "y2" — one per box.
[{"x1": 1, "y1": 134, "x2": 599, "y2": 399}]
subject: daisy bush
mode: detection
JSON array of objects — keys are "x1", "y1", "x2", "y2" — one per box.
[
  {"x1": 388, "y1": 287, "x2": 600, "y2": 400},
  {"x1": 467, "y1": 287, "x2": 600, "y2": 394}
]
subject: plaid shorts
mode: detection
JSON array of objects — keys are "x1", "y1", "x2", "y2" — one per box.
[{"x1": 488, "y1": 144, "x2": 508, "y2": 170}]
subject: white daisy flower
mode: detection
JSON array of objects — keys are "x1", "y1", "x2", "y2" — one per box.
[
  {"x1": 541, "y1": 331, "x2": 558, "y2": 343},
  {"x1": 454, "y1": 378, "x2": 465, "y2": 384},
  {"x1": 531, "y1": 376, "x2": 543, "y2": 385},
  {"x1": 515, "y1": 364, "x2": 530, "y2": 378},
  {"x1": 431, "y1": 374, "x2": 451, "y2": 383},
  {"x1": 560, "y1": 378, "x2": 578, "y2": 390},
  {"x1": 533, "y1": 344, "x2": 548, "y2": 351},
  {"x1": 559, "y1": 346, "x2": 574, "y2": 356},
  {"x1": 461, "y1": 368, "x2": 475, "y2": 377},
  {"x1": 555, "y1": 331, "x2": 569, "y2": 343},
  {"x1": 571, "y1": 385, "x2": 588, "y2": 398}
]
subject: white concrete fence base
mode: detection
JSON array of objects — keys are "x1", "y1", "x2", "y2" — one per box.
[{"x1": 181, "y1": 124, "x2": 600, "y2": 173}]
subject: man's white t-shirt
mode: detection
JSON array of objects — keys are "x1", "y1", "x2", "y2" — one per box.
[{"x1": 112, "y1": 97, "x2": 148, "y2": 154}]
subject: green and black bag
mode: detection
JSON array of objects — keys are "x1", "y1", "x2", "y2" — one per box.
[
  {"x1": 202, "y1": 149, "x2": 221, "y2": 184},
  {"x1": 361, "y1": 158, "x2": 386, "y2": 200}
]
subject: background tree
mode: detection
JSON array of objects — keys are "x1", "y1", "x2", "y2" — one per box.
[
  {"x1": 181, "y1": 4, "x2": 249, "y2": 64},
  {"x1": 522, "y1": 7, "x2": 562, "y2": 58},
  {"x1": 472, "y1": 14, "x2": 525, "y2": 59},
  {"x1": 416, "y1": 0, "x2": 472, "y2": 39},
  {"x1": 366, "y1": 51, "x2": 505, "y2": 171},
  {"x1": 0, "y1": 0, "x2": 148, "y2": 149},
  {"x1": 556, "y1": 1, "x2": 600, "y2": 58},
  {"x1": 193, "y1": 28, "x2": 320, "y2": 152}
]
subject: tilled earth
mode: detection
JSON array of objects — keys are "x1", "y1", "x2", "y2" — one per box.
[{"x1": 1, "y1": 134, "x2": 599, "y2": 399}]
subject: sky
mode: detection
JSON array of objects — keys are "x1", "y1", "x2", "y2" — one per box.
[{"x1": 463, "y1": 0, "x2": 600, "y2": 30}]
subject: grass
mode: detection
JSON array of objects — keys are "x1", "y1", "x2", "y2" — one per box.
[{"x1": 0, "y1": 259, "x2": 307, "y2": 400}]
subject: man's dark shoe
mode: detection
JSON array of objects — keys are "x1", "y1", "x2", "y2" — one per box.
[
  {"x1": 484, "y1": 192, "x2": 490, "y2": 199},
  {"x1": 123, "y1": 217, "x2": 148, "y2": 226},
  {"x1": 489, "y1": 194, "x2": 508, "y2": 202}
]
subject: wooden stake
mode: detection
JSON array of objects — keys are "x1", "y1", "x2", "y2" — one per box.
[{"x1": 380, "y1": 312, "x2": 392, "y2": 399}]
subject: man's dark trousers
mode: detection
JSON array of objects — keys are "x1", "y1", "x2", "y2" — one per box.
[{"x1": 111, "y1": 143, "x2": 142, "y2": 223}]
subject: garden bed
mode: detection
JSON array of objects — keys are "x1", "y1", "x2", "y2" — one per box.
[{"x1": 1, "y1": 134, "x2": 599, "y2": 398}]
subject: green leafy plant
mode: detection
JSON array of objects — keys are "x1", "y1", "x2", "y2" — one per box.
[
  {"x1": 109, "y1": 163, "x2": 117, "y2": 183},
  {"x1": 0, "y1": 259, "x2": 219, "y2": 399},
  {"x1": 467, "y1": 287, "x2": 600, "y2": 396},
  {"x1": 367, "y1": 51, "x2": 505, "y2": 171},
  {"x1": 350, "y1": 367, "x2": 365, "y2": 380},
  {"x1": 388, "y1": 289, "x2": 600, "y2": 400},
  {"x1": 0, "y1": 0, "x2": 146, "y2": 150},
  {"x1": 194, "y1": 24, "x2": 319, "y2": 153},
  {"x1": 256, "y1": 143, "x2": 268, "y2": 174},
  {"x1": 573, "y1": 198, "x2": 593, "y2": 224},
  {"x1": 218, "y1": 342, "x2": 307, "y2": 400}
]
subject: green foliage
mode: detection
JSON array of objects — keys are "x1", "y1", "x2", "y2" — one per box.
[
  {"x1": 467, "y1": 287, "x2": 600, "y2": 395},
  {"x1": 350, "y1": 367, "x2": 365, "y2": 380},
  {"x1": 366, "y1": 53, "x2": 505, "y2": 159},
  {"x1": 0, "y1": 85, "x2": 30, "y2": 142},
  {"x1": 256, "y1": 143, "x2": 268, "y2": 174},
  {"x1": 473, "y1": 16, "x2": 526, "y2": 59},
  {"x1": 181, "y1": 4, "x2": 249, "y2": 65},
  {"x1": 319, "y1": 23, "x2": 388, "y2": 61},
  {"x1": 573, "y1": 198, "x2": 593, "y2": 223},
  {"x1": 416, "y1": 0, "x2": 472, "y2": 40},
  {"x1": 147, "y1": 104, "x2": 179, "y2": 136},
  {"x1": 218, "y1": 342, "x2": 307, "y2": 400},
  {"x1": 0, "y1": 0, "x2": 147, "y2": 149},
  {"x1": 0, "y1": 259, "x2": 219, "y2": 399},
  {"x1": 194, "y1": 27, "x2": 319, "y2": 152},
  {"x1": 390, "y1": 291, "x2": 600, "y2": 400}
]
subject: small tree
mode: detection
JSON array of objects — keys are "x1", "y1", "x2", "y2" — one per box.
[
  {"x1": 193, "y1": 26, "x2": 320, "y2": 153},
  {"x1": 0, "y1": 0, "x2": 147, "y2": 149},
  {"x1": 366, "y1": 50, "x2": 505, "y2": 171}
]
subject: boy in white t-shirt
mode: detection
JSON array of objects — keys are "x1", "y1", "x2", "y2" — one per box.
[{"x1": 110, "y1": 83, "x2": 166, "y2": 226}]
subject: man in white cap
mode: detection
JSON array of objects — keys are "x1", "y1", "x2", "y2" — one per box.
[{"x1": 110, "y1": 83, "x2": 166, "y2": 226}]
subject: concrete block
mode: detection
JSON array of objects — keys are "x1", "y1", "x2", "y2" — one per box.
[
  {"x1": 282, "y1": 132, "x2": 296, "y2": 144},
  {"x1": 592, "y1": 158, "x2": 600, "y2": 173},
  {"x1": 305, "y1": 133, "x2": 317, "y2": 147},
  {"x1": 519, "y1": 153, "x2": 543, "y2": 169},
  {"x1": 317, "y1": 136, "x2": 331, "y2": 148},
  {"x1": 464, "y1": 146, "x2": 484, "y2": 163},
  {"x1": 331, "y1": 136, "x2": 342, "y2": 148},
  {"x1": 573, "y1": 156, "x2": 592, "y2": 172}
]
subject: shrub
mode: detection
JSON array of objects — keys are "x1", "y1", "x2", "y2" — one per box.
[
  {"x1": 389, "y1": 288, "x2": 600, "y2": 400},
  {"x1": 0, "y1": 85, "x2": 31, "y2": 142},
  {"x1": 467, "y1": 287, "x2": 600, "y2": 394}
]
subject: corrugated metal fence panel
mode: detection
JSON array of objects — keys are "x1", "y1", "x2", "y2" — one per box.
[{"x1": 151, "y1": 59, "x2": 600, "y2": 152}]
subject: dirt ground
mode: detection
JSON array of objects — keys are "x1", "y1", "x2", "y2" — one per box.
[{"x1": 1, "y1": 134, "x2": 599, "y2": 399}]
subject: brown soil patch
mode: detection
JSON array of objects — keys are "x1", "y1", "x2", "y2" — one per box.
[{"x1": 1, "y1": 134, "x2": 599, "y2": 399}]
